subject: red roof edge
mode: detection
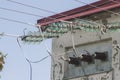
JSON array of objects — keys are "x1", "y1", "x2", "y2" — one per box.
[{"x1": 37, "y1": 0, "x2": 120, "y2": 26}]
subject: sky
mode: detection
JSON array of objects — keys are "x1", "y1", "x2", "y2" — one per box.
[{"x1": 0, "y1": 0, "x2": 98, "y2": 80}]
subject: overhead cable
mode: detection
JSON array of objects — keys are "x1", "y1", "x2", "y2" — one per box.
[
  {"x1": 3, "y1": 0, "x2": 120, "y2": 28},
  {"x1": 6, "y1": 0, "x2": 114, "y2": 18},
  {"x1": 26, "y1": 58, "x2": 32, "y2": 80},
  {"x1": 0, "y1": 7, "x2": 72, "y2": 26},
  {"x1": 16, "y1": 37, "x2": 50, "y2": 80},
  {"x1": 0, "y1": 17, "x2": 37, "y2": 26},
  {"x1": 6, "y1": 0, "x2": 66, "y2": 17},
  {"x1": 109, "y1": 0, "x2": 120, "y2": 5},
  {"x1": 0, "y1": 7, "x2": 54, "y2": 19},
  {"x1": 2, "y1": 0, "x2": 110, "y2": 27},
  {"x1": 70, "y1": 23, "x2": 78, "y2": 57},
  {"x1": 28, "y1": 56, "x2": 49, "y2": 63},
  {"x1": 0, "y1": 32, "x2": 20, "y2": 37},
  {"x1": 16, "y1": 37, "x2": 50, "y2": 64},
  {"x1": 1, "y1": 33, "x2": 51, "y2": 80},
  {"x1": 38, "y1": 25, "x2": 55, "y2": 62},
  {"x1": 6, "y1": 0, "x2": 120, "y2": 19},
  {"x1": 73, "y1": 0, "x2": 120, "y2": 16}
]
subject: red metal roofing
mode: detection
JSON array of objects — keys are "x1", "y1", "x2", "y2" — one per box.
[{"x1": 37, "y1": 0, "x2": 120, "y2": 26}]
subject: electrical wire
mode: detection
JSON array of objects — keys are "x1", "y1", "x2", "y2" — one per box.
[
  {"x1": 0, "y1": 7, "x2": 54, "y2": 19},
  {"x1": 16, "y1": 37, "x2": 50, "y2": 80},
  {"x1": 6, "y1": 0, "x2": 120, "y2": 21},
  {"x1": 38, "y1": 25, "x2": 56, "y2": 80},
  {"x1": 0, "y1": 32, "x2": 20, "y2": 37},
  {"x1": 26, "y1": 58, "x2": 32, "y2": 80},
  {"x1": 4, "y1": 0, "x2": 108, "y2": 67},
  {"x1": 5, "y1": 0, "x2": 111, "y2": 18},
  {"x1": 38, "y1": 25, "x2": 55, "y2": 63},
  {"x1": 2, "y1": 1, "x2": 119, "y2": 80},
  {"x1": 0, "y1": 32, "x2": 51, "y2": 80},
  {"x1": 70, "y1": 23, "x2": 78, "y2": 57},
  {"x1": 73, "y1": 0, "x2": 120, "y2": 16},
  {"x1": 109, "y1": 0, "x2": 120, "y2": 6},
  {"x1": 0, "y1": 0, "x2": 113, "y2": 29},
  {"x1": 29, "y1": 56, "x2": 49, "y2": 63},
  {"x1": 17, "y1": 37, "x2": 50, "y2": 63},
  {"x1": 3, "y1": 0, "x2": 113, "y2": 34},
  {"x1": 69, "y1": 23, "x2": 87, "y2": 78},
  {"x1": 109, "y1": 0, "x2": 120, "y2": 4},
  {"x1": 1, "y1": 0, "x2": 120, "y2": 29},
  {"x1": 0, "y1": 17, "x2": 105, "y2": 45},
  {"x1": 2, "y1": 31, "x2": 52, "y2": 80},
  {"x1": 6, "y1": 0, "x2": 59, "y2": 15},
  {"x1": 0, "y1": 4, "x2": 72, "y2": 24},
  {"x1": 3, "y1": 0, "x2": 111, "y2": 23},
  {"x1": 2, "y1": 0, "x2": 106, "y2": 24},
  {"x1": 0, "y1": 7, "x2": 77, "y2": 29},
  {"x1": 0, "y1": 17, "x2": 37, "y2": 26},
  {"x1": 38, "y1": 25, "x2": 66, "y2": 80},
  {"x1": 1, "y1": 0, "x2": 118, "y2": 79},
  {"x1": 11, "y1": 0, "x2": 119, "y2": 33}
]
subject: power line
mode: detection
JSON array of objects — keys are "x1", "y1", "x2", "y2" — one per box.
[
  {"x1": 25, "y1": 55, "x2": 50, "y2": 80},
  {"x1": 73, "y1": 0, "x2": 120, "y2": 16},
  {"x1": 6, "y1": 0, "x2": 120, "y2": 18},
  {"x1": 110, "y1": 0, "x2": 120, "y2": 5},
  {"x1": 0, "y1": 7, "x2": 46, "y2": 18},
  {"x1": 0, "y1": 4, "x2": 78, "y2": 26},
  {"x1": 0, "y1": 17, "x2": 37, "y2": 26},
  {"x1": 0, "y1": 32, "x2": 20, "y2": 37},
  {"x1": 38, "y1": 25, "x2": 55, "y2": 62},
  {"x1": 16, "y1": 37, "x2": 50, "y2": 80},
  {"x1": 6, "y1": 0, "x2": 65, "y2": 17},
  {"x1": 5, "y1": 0, "x2": 117, "y2": 26},
  {"x1": 1, "y1": 0, "x2": 119, "y2": 32},
  {"x1": 5, "y1": 0, "x2": 111, "y2": 18},
  {"x1": 26, "y1": 58, "x2": 32, "y2": 80},
  {"x1": 0, "y1": 32, "x2": 51, "y2": 80},
  {"x1": 6, "y1": 0, "x2": 120, "y2": 28},
  {"x1": 0, "y1": 7, "x2": 72, "y2": 28},
  {"x1": 28, "y1": 55, "x2": 50, "y2": 63}
]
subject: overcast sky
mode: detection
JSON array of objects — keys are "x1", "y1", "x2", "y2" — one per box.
[{"x1": 0, "y1": 0, "x2": 98, "y2": 80}]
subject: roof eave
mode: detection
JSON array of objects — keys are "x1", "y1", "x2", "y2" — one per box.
[{"x1": 37, "y1": 0, "x2": 120, "y2": 26}]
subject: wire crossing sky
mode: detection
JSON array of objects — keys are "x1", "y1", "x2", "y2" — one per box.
[{"x1": 0, "y1": 0, "x2": 99, "y2": 80}]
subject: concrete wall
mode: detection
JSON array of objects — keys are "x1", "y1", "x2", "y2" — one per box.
[{"x1": 51, "y1": 8, "x2": 120, "y2": 80}]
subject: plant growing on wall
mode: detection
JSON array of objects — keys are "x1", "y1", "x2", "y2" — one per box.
[{"x1": 0, "y1": 51, "x2": 7, "y2": 71}]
